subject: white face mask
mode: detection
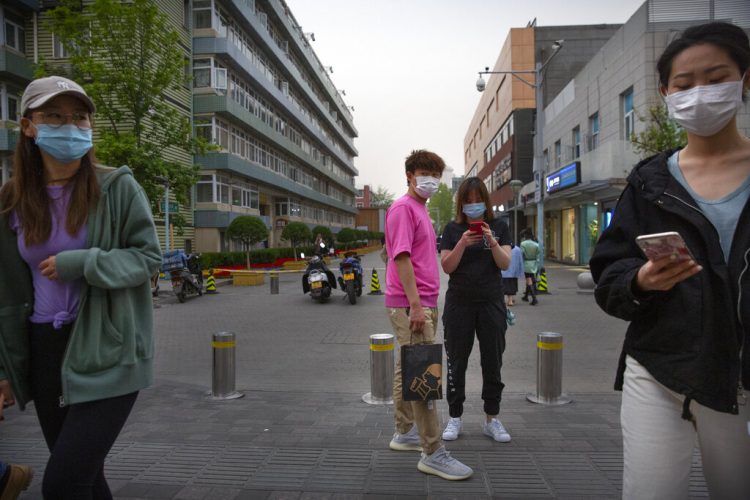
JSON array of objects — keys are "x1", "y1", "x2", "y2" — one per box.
[
  {"x1": 414, "y1": 176, "x2": 439, "y2": 199},
  {"x1": 663, "y1": 78, "x2": 744, "y2": 137}
]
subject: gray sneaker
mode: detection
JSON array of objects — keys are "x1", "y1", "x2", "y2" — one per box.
[
  {"x1": 389, "y1": 424, "x2": 422, "y2": 451},
  {"x1": 483, "y1": 418, "x2": 511, "y2": 442},
  {"x1": 417, "y1": 446, "x2": 473, "y2": 480}
]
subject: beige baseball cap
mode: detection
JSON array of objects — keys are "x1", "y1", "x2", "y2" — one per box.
[{"x1": 21, "y1": 76, "x2": 96, "y2": 115}]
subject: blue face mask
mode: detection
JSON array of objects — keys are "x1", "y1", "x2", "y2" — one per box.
[
  {"x1": 34, "y1": 124, "x2": 93, "y2": 163},
  {"x1": 463, "y1": 202, "x2": 486, "y2": 220}
]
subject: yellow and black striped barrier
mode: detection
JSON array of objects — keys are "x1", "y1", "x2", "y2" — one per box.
[
  {"x1": 369, "y1": 269, "x2": 383, "y2": 295},
  {"x1": 206, "y1": 269, "x2": 218, "y2": 294},
  {"x1": 537, "y1": 267, "x2": 549, "y2": 294}
]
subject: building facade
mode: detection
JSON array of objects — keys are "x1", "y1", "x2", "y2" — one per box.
[
  {"x1": 191, "y1": 0, "x2": 358, "y2": 252},
  {"x1": 463, "y1": 23, "x2": 620, "y2": 240},
  {"x1": 0, "y1": 1, "x2": 37, "y2": 186},
  {"x1": 355, "y1": 185, "x2": 370, "y2": 208},
  {"x1": 537, "y1": 0, "x2": 750, "y2": 264},
  {"x1": 1, "y1": 0, "x2": 358, "y2": 254}
]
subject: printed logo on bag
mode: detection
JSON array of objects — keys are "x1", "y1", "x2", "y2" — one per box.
[{"x1": 409, "y1": 364, "x2": 442, "y2": 400}]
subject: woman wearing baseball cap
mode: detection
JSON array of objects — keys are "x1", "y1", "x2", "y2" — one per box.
[{"x1": 0, "y1": 76, "x2": 161, "y2": 498}]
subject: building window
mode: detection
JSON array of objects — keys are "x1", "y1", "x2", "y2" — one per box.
[
  {"x1": 192, "y1": 58, "x2": 226, "y2": 89},
  {"x1": 554, "y1": 140, "x2": 561, "y2": 168},
  {"x1": 4, "y1": 11, "x2": 25, "y2": 53},
  {"x1": 572, "y1": 126, "x2": 581, "y2": 159},
  {"x1": 196, "y1": 174, "x2": 215, "y2": 202},
  {"x1": 543, "y1": 149, "x2": 549, "y2": 170},
  {"x1": 622, "y1": 88, "x2": 634, "y2": 140},
  {"x1": 589, "y1": 112, "x2": 599, "y2": 151},
  {"x1": 183, "y1": 0, "x2": 191, "y2": 28},
  {"x1": 6, "y1": 95, "x2": 19, "y2": 123},
  {"x1": 193, "y1": 0, "x2": 213, "y2": 29},
  {"x1": 52, "y1": 34, "x2": 71, "y2": 59}
]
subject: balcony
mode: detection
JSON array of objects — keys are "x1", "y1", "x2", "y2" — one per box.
[
  {"x1": 194, "y1": 92, "x2": 356, "y2": 192},
  {"x1": 0, "y1": 47, "x2": 34, "y2": 83},
  {"x1": 195, "y1": 152, "x2": 357, "y2": 214}
]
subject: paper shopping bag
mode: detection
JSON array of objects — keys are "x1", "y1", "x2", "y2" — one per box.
[{"x1": 401, "y1": 343, "x2": 443, "y2": 401}]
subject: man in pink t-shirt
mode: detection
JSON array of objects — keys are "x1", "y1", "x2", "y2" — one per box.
[{"x1": 384, "y1": 150, "x2": 473, "y2": 481}]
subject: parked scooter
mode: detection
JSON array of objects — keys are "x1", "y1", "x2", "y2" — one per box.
[
  {"x1": 302, "y1": 255, "x2": 336, "y2": 302},
  {"x1": 337, "y1": 252, "x2": 363, "y2": 304},
  {"x1": 163, "y1": 250, "x2": 203, "y2": 303}
]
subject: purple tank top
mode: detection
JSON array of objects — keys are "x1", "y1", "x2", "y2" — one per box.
[{"x1": 11, "y1": 184, "x2": 88, "y2": 328}]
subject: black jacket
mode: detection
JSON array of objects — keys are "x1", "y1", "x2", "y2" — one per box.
[{"x1": 590, "y1": 150, "x2": 748, "y2": 415}]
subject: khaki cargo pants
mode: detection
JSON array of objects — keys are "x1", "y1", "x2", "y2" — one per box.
[{"x1": 388, "y1": 307, "x2": 441, "y2": 455}]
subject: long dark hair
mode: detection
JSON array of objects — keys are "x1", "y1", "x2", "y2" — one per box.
[
  {"x1": 0, "y1": 113, "x2": 100, "y2": 246},
  {"x1": 454, "y1": 176, "x2": 494, "y2": 224},
  {"x1": 657, "y1": 22, "x2": 750, "y2": 99}
]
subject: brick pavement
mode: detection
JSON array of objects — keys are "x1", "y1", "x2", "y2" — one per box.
[{"x1": 0, "y1": 262, "x2": 710, "y2": 498}]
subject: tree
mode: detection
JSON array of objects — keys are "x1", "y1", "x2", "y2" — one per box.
[
  {"x1": 281, "y1": 222, "x2": 312, "y2": 260},
  {"x1": 336, "y1": 227, "x2": 356, "y2": 247},
  {"x1": 226, "y1": 216, "x2": 269, "y2": 269},
  {"x1": 370, "y1": 185, "x2": 395, "y2": 208},
  {"x1": 631, "y1": 104, "x2": 687, "y2": 158},
  {"x1": 43, "y1": 0, "x2": 214, "y2": 231},
  {"x1": 428, "y1": 183, "x2": 455, "y2": 233}
]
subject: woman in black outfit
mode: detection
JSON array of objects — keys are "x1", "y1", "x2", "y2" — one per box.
[{"x1": 439, "y1": 177, "x2": 512, "y2": 442}]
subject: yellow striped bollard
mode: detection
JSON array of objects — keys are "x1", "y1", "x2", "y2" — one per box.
[
  {"x1": 209, "y1": 332, "x2": 244, "y2": 400},
  {"x1": 526, "y1": 332, "x2": 571, "y2": 405},
  {"x1": 362, "y1": 334, "x2": 394, "y2": 405}
]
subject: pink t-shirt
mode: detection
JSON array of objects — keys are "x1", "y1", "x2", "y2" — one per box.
[{"x1": 385, "y1": 194, "x2": 439, "y2": 308}]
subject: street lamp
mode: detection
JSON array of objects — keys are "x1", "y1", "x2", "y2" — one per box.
[
  {"x1": 509, "y1": 179, "x2": 524, "y2": 245},
  {"x1": 154, "y1": 175, "x2": 170, "y2": 252},
  {"x1": 476, "y1": 39, "x2": 564, "y2": 262}
]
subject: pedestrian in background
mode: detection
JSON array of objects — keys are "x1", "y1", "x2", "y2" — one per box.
[
  {"x1": 501, "y1": 243, "x2": 524, "y2": 306},
  {"x1": 520, "y1": 229, "x2": 540, "y2": 305},
  {"x1": 0, "y1": 76, "x2": 162, "y2": 499},
  {"x1": 591, "y1": 22, "x2": 750, "y2": 500},
  {"x1": 385, "y1": 150, "x2": 473, "y2": 481},
  {"x1": 439, "y1": 177, "x2": 512, "y2": 443}
]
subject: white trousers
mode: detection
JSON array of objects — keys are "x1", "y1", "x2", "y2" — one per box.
[{"x1": 621, "y1": 356, "x2": 750, "y2": 500}]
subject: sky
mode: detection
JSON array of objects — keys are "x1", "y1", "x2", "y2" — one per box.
[{"x1": 286, "y1": 0, "x2": 647, "y2": 197}]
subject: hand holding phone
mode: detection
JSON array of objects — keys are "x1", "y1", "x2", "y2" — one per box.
[
  {"x1": 634, "y1": 231, "x2": 702, "y2": 292},
  {"x1": 636, "y1": 232, "x2": 694, "y2": 262},
  {"x1": 469, "y1": 222, "x2": 483, "y2": 235}
]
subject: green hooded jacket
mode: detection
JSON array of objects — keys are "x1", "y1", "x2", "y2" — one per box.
[{"x1": 0, "y1": 165, "x2": 161, "y2": 408}]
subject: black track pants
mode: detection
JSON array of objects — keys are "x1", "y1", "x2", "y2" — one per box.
[
  {"x1": 442, "y1": 298, "x2": 507, "y2": 418},
  {"x1": 29, "y1": 322, "x2": 138, "y2": 500}
]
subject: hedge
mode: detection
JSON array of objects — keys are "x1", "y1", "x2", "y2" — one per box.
[{"x1": 199, "y1": 246, "x2": 316, "y2": 268}]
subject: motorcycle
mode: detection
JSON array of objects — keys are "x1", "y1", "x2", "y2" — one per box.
[
  {"x1": 337, "y1": 252, "x2": 363, "y2": 305},
  {"x1": 163, "y1": 250, "x2": 204, "y2": 303},
  {"x1": 302, "y1": 255, "x2": 336, "y2": 302}
]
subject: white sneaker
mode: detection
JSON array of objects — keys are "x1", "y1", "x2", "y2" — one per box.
[
  {"x1": 389, "y1": 424, "x2": 422, "y2": 451},
  {"x1": 442, "y1": 417, "x2": 462, "y2": 441},
  {"x1": 483, "y1": 418, "x2": 511, "y2": 442},
  {"x1": 417, "y1": 446, "x2": 473, "y2": 480}
]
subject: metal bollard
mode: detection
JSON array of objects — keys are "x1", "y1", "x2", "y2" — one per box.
[
  {"x1": 526, "y1": 332, "x2": 571, "y2": 405},
  {"x1": 270, "y1": 271, "x2": 279, "y2": 295},
  {"x1": 208, "y1": 332, "x2": 244, "y2": 400},
  {"x1": 362, "y1": 333, "x2": 394, "y2": 405}
]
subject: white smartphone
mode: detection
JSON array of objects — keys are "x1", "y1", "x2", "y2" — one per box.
[{"x1": 635, "y1": 231, "x2": 694, "y2": 262}]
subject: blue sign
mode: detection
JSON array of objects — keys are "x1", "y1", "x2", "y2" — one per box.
[{"x1": 546, "y1": 161, "x2": 581, "y2": 194}]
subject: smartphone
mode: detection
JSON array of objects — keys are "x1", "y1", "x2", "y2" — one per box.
[
  {"x1": 469, "y1": 222, "x2": 483, "y2": 235},
  {"x1": 636, "y1": 231, "x2": 694, "y2": 261}
]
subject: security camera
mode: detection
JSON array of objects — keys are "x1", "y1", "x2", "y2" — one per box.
[
  {"x1": 552, "y1": 39, "x2": 564, "y2": 50},
  {"x1": 476, "y1": 76, "x2": 486, "y2": 92}
]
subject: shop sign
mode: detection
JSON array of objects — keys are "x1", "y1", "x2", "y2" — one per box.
[{"x1": 546, "y1": 161, "x2": 581, "y2": 194}]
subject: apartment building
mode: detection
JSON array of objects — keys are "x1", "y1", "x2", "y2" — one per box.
[
  {"x1": 539, "y1": 0, "x2": 750, "y2": 264},
  {"x1": 463, "y1": 22, "x2": 620, "y2": 239},
  {"x1": 191, "y1": 0, "x2": 358, "y2": 251},
  {"x1": 0, "y1": 1, "x2": 36, "y2": 186},
  {"x1": 1, "y1": 0, "x2": 358, "y2": 253}
]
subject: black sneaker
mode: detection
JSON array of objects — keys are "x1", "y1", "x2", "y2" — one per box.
[
  {"x1": 521, "y1": 296, "x2": 529, "y2": 302},
  {"x1": 531, "y1": 298, "x2": 538, "y2": 305}
]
